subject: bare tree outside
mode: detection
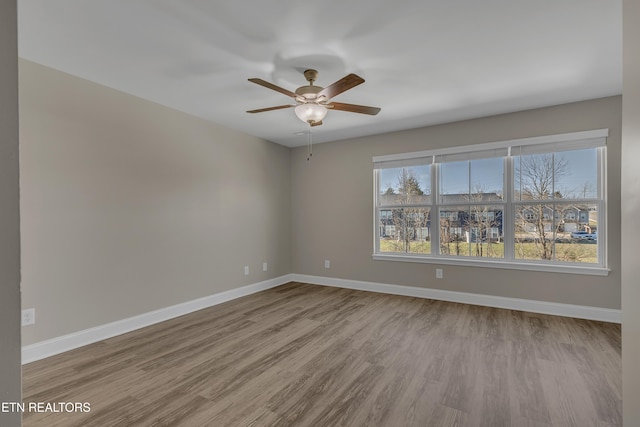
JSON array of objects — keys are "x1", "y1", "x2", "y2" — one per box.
[
  {"x1": 468, "y1": 185, "x2": 502, "y2": 258},
  {"x1": 380, "y1": 168, "x2": 430, "y2": 253},
  {"x1": 439, "y1": 213, "x2": 463, "y2": 255}
]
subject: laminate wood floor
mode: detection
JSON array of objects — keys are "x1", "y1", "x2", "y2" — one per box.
[{"x1": 22, "y1": 282, "x2": 622, "y2": 426}]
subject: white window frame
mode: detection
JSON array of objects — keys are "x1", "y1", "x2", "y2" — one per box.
[{"x1": 372, "y1": 129, "x2": 609, "y2": 276}]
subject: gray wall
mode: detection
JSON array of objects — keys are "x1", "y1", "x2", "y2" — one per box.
[
  {"x1": 292, "y1": 96, "x2": 621, "y2": 309},
  {"x1": 622, "y1": 0, "x2": 640, "y2": 422},
  {"x1": 19, "y1": 60, "x2": 292, "y2": 345},
  {"x1": 0, "y1": 0, "x2": 21, "y2": 425}
]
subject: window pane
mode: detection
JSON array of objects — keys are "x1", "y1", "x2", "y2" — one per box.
[
  {"x1": 439, "y1": 206, "x2": 504, "y2": 258},
  {"x1": 378, "y1": 166, "x2": 430, "y2": 205},
  {"x1": 439, "y1": 206, "x2": 470, "y2": 256},
  {"x1": 555, "y1": 149, "x2": 598, "y2": 199},
  {"x1": 441, "y1": 158, "x2": 503, "y2": 203},
  {"x1": 378, "y1": 208, "x2": 431, "y2": 254},
  {"x1": 515, "y1": 202, "x2": 599, "y2": 264},
  {"x1": 515, "y1": 148, "x2": 598, "y2": 201},
  {"x1": 470, "y1": 157, "x2": 504, "y2": 200}
]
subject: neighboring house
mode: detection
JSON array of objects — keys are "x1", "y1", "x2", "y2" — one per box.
[
  {"x1": 379, "y1": 192, "x2": 504, "y2": 242},
  {"x1": 379, "y1": 192, "x2": 595, "y2": 242},
  {"x1": 518, "y1": 205, "x2": 593, "y2": 233}
]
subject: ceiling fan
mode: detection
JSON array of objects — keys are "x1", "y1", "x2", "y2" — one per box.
[{"x1": 246, "y1": 69, "x2": 381, "y2": 127}]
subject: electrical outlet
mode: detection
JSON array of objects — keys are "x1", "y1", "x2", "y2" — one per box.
[
  {"x1": 22, "y1": 308, "x2": 35, "y2": 326},
  {"x1": 263, "y1": 262, "x2": 268, "y2": 272},
  {"x1": 324, "y1": 260, "x2": 330, "y2": 269},
  {"x1": 244, "y1": 266, "x2": 249, "y2": 276},
  {"x1": 435, "y1": 268, "x2": 443, "y2": 279}
]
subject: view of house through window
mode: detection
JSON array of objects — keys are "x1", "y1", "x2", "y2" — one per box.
[{"x1": 374, "y1": 130, "x2": 607, "y2": 270}]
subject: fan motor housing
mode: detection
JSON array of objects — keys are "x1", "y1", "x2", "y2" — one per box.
[{"x1": 295, "y1": 85, "x2": 323, "y2": 100}]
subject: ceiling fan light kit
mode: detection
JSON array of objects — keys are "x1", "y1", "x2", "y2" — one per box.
[
  {"x1": 247, "y1": 68, "x2": 381, "y2": 127},
  {"x1": 295, "y1": 103, "x2": 328, "y2": 125}
]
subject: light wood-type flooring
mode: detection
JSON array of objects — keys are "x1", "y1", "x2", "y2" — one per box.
[{"x1": 22, "y1": 282, "x2": 622, "y2": 426}]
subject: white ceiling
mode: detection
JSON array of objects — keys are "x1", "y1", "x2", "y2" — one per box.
[{"x1": 18, "y1": 0, "x2": 622, "y2": 147}]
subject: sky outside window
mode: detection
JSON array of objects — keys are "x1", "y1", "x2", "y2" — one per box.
[{"x1": 440, "y1": 158, "x2": 504, "y2": 197}]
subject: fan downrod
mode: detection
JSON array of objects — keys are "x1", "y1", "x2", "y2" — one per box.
[{"x1": 303, "y1": 69, "x2": 318, "y2": 85}]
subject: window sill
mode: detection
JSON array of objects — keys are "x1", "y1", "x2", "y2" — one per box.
[{"x1": 372, "y1": 253, "x2": 610, "y2": 276}]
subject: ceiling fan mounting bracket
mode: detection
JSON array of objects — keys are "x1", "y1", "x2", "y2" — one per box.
[{"x1": 303, "y1": 69, "x2": 318, "y2": 85}]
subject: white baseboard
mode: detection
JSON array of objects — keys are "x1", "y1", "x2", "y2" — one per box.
[
  {"x1": 23, "y1": 272, "x2": 620, "y2": 364},
  {"x1": 291, "y1": 274, "x2": 621, "y2": 324},
  {"x1": 22, "y1": 274, "x2": 294, "y2": 365}
]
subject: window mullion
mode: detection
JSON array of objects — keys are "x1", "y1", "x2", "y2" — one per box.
[
  {"x1": 432, "y1": 161, "x2": 439, "y2": 256},
  {"x1": 373, "y1": 169, "x2": 380, "y2": 254},
  {"x1": 598, "y1": 147, "x2": 607, "y2": 267},
  {"x1": 504, "y1": 156, "x2": 515, "y2": 261}
]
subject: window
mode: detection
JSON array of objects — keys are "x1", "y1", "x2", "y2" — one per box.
[
  {"x1": 377, "y1": 164, "x2": 431, "y2": 254},
  {"x1": 373, "y1": 129, "x2": 608, "y2": 274}
]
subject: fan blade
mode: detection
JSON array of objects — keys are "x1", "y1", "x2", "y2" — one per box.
[
  {"x1": 248, "y1": 78, "x2": 298, "y2": 98},
  {"x1": 328, "y1": 102, "x2": 381, "y2": 115},
  {"x1": 310, "y1": 120, "x2": 323, "y2": 127},
  {"x1": 317, "y1": 74, "x2": 365, "y2": 100},
  {"x1": 246, "y1": 105, "x2": 295, "y2": 113}
]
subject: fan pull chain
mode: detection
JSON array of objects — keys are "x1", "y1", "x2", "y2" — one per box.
[{"x1": 307, "y1": 129, "x2": 313, "y2": 161}]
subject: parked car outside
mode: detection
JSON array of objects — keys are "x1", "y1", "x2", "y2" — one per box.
[{"x1": 570, "y1": 231, "x2": 597, "y2": 241}]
